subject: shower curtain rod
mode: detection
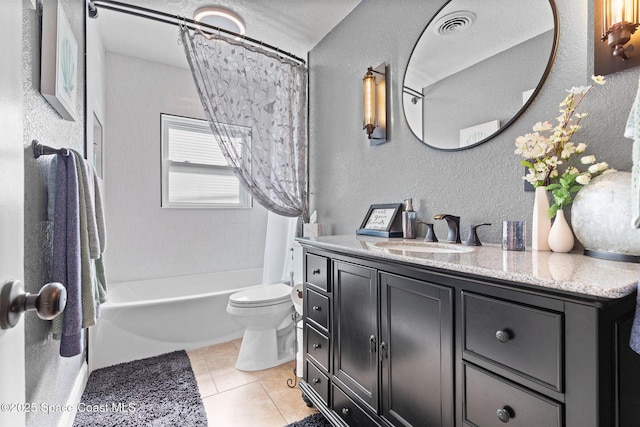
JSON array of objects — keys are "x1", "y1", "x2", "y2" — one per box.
[{"x1": 88, "y1": 0, "x2": 306, "y2": 64}]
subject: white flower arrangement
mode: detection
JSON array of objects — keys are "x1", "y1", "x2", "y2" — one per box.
[{"x1": 514, "y1": 75, "x2": 615, "y2": 217}]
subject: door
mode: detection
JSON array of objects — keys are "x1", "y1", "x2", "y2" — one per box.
[
  {"x1": 380, "y1": 272, "x2": 454, "y2": 427},
  {"x1": 0, "y1": 1, "x2": 26, "y2": 426},
  {"x1": 332, "y1": 261, "x2": 378, "y2": 411}
]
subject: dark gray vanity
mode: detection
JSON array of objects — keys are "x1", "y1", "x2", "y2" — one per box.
[{"x1": 297, "y1": 236, "x2": 640, "y2": 427}]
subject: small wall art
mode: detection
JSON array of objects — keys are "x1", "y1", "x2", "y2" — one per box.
[{"x1": 41, "y1": 0, "x2": 78, "y2": 121}]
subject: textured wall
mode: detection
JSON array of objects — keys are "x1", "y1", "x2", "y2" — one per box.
[
  {"x1": 22, "y1": 0, "x2": 86, "y2": 426},
  {"x1": 309, "y1": 0, "x2": 638, "y2": 245},
  {"x1": 104, "y1": 53, "x2": 268, "y2": 282}
]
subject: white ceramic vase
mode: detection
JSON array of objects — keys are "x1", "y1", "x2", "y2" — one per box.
[
  {"x1": 532, "y1": 186, "x2": 551, "y2": 251},
  {"x1": 548, "y1": 210, "x2": 574, "y2": 253}
]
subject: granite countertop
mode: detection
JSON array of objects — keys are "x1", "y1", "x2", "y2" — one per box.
[{"x1": 296, "y1": 235, "x2": 640, "y2": 299}]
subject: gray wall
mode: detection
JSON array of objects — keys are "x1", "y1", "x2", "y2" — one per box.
[
  {"x1": 23, "y1": 0, "x2": 85, "y2": 426},
  {"x1": 309, "y1": 0, "x2": 637, "y2": 245},
  {"x1": 104, "y1": 52, "x2": 268, "y2": 282}
]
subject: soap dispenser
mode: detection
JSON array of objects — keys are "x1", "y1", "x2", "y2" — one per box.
[{"x1": 402, "y1": 198, "x2": 417, "y2": 239}]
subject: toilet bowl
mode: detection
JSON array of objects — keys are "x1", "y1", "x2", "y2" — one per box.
[{"x1": 226, "y1": 282, "x2": 295, "y2": 371}]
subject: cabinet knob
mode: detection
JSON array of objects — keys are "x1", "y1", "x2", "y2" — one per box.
[
  {"x1": 312, "y1": 378, "x2": 321, "y2": 385},
  {"x1": 341, "y1": 408, "x2": 350, "y2": 415},
  {"x1": 312, "y1": 268, "x2": 321, "y2": 275},
  {"x1": 369, "y1": 335, "x2": 377, "y2": 353},
  {"x1": 495, "y1": 329, "x2": 511, "y2": 343},
  {"x1": 312, "y1": 305, "x2": 321, "y2": 311},
  {"x1": 313, "y1": 343, "x2": 321, "y2": 349},
  {"x1": 496, "y1": 407, "x2": 512, "y2": 423}
]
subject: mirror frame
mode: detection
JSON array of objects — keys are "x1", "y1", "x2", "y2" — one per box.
[{"x1": 403, "y1": 0, "x2": 559, "y2": 151}]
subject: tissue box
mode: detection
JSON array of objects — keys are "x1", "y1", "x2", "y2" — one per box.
[{"x1": 303, "y1": 223, "x2": 322, "y2": 237}]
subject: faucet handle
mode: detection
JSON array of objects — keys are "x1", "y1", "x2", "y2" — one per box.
[
  {"x1": 417, "y1": 221, "x2": 438, "y2": 242},
  {"x1": 465, "y1": 223, "x2": 491, "y2": 246}
]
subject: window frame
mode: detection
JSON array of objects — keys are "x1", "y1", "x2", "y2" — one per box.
[{"x1": 160, "y1": 113, "x2": 252, "y2": 209}]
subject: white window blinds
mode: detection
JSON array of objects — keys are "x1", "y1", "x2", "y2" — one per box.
[{"x1": 161, "y1": 114, "x2": 251, "y2": 208}]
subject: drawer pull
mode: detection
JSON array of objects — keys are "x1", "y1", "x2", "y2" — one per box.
[
  {"x1": 312, "y1": 268, "x2": 321, "y2": 275},
  {"x1": 312, "y1": 305, "x2": 321, "y2": 311},
  {"x1": 496, "y1": 407, "x2": 512, "y2": 423},
  {"x1": 341, "y1": 408, "x2": 350, "y2": 415},
  {"x1": 313, "y1": 343, "x2": 321, "y2": 349},
  {"x1": 312, "y1": 378, "x2": 321, "y2": 385},
  {"x1": 495, "y1": 329, "x2": 511, "y2": 343}
]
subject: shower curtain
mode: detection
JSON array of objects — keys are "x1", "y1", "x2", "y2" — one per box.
[{"x1": 179, "y1": 27, "x2": 308, "y2": 222}]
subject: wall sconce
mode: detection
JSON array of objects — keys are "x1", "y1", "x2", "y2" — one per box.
[
  {"x1": 595, "y1": 0, "x2": 640, "y2": 75},
  {"x1": 601, "y1": 0, "x2": 639, "y2": 60},
  {"x1": 362, "y1": 63, "x2": 388, "y2": 144}
]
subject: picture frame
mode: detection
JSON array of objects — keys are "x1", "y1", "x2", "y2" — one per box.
[
  {"x1": 459, "y1": 120, "x2": 500, "y2": 148},
  {"x1": 356, "y1": 203, "x2": 404, "y2": 237},
  {"x1": 41, "y1": 0, "x2": 78, "y2": 121}
]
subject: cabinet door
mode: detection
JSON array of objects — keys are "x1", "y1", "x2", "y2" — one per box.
[
  {"x1": 333, "y1": 261, "x2": 378, "y2": 412},
  {"x1": 380, "y1": 273, "x2": 454, "y2": 427}
]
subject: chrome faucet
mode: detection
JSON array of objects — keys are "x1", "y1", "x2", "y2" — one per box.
[{"x1": 434, "y1": 214, "x2": 461, "y2": 243}]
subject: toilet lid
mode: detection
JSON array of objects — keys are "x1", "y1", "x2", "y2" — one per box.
[{"x1": 229, "y1": 283, "x2": 292, "y2": 307}]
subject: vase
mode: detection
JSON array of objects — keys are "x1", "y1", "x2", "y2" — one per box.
[
  {"x1": 571, "y1": 171, "x2": 640, "y2": 262},
  {"x1": 548, "y1": 210, "x2": 574, "y2": 253},
  {"x1": 532, "y1": 186, "x2": 551, "y2": 251}
]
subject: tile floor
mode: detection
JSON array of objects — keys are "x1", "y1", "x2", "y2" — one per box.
[{"x1": 187, "y1": 339, "x2": 318, "y2": 426}]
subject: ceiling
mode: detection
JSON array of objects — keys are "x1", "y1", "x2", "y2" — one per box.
[{"x1": 92, "y1": 0, "x2": 362, "y2": 68}]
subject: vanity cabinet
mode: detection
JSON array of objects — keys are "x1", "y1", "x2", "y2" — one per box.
[
  {"x1": 299, "y1": 244, "x2": 640, "y2": 427},
  {"x1": 302, "y1": 251, "x2": 455, "y2": 426}
]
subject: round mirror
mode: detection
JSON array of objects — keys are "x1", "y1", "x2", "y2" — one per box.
[{"x1": 403, "y1": 0, "x2": 558, "y2": 150}]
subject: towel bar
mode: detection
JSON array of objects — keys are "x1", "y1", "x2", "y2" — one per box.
[{"x1": 32, "y1": 140, "x2": 70, "y2": 159}]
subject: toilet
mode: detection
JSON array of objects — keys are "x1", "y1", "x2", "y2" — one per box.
[
  {"x1": 226, "y1": 282, "x2": 295, "y2": 371},
  {"x1": 227, "y1": 212, "x2": 302, "y2": 371}
]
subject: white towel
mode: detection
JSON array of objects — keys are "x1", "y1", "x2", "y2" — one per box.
[{"x1": 624, "y1": 73, "x2": 640, "y2": 229}]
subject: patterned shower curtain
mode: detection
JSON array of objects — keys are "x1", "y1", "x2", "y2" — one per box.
[{"x1": 179, "y1": 27, "x2": 308, "y2": 221}]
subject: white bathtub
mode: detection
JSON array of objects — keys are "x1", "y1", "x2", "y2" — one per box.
[{"x1": 88, "y1": 268, "x2": 264, "y2": 371}]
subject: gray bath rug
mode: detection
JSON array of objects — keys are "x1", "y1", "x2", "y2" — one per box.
[
  {"x1": 73, "y1": 350, "x2": 207, "y2": 427},
  {"x1": 286, "y1": 413, "x2": 332, "y2": 427}
]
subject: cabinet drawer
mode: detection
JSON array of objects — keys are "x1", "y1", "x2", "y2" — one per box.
[
  {"x1": 464, "y1": 364, "x2": 562, "y2": 427},
  {"x1": 305, "y1": 288, "x2": 329, "y2": 331},
  {"x1": 306, "y1": 360, "x2": 329, "y2": 405},
  {"x1": 306, "y1": 253, "x2": 329, "y2": 291},
  {"x1": 462, "y1": 292, "x2": 562, "y2": 391},
  {"x1": 332, "y1": 384, "x2": 378, "y2": 427},
  {"x1": 306, "y1": 324, "x2": 329, "y2": 371}
]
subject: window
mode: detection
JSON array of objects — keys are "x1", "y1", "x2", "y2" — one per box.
[{"x1": 161, "y1": 114, "x2": 251, "y2": 208}]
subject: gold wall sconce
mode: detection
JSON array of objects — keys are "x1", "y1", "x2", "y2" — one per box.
[
  {"x1": 363, "y1": 63, "x2": 388, "y2": 144},
  {"x1": 595, "y1": 0, "x2": 640, "y2": 75}
]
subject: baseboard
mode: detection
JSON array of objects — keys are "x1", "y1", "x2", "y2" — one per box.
[{"x1": 57, "y1": 361, "x2": 88, "y2": 427}]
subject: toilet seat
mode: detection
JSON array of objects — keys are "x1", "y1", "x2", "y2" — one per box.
[{"x1": 228, "y1": 283, "x2": 292, "y2": 308}]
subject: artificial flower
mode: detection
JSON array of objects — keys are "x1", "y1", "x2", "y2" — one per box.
[{"x1": 515, "y1": 75, "x2": 613, "y2": 217}]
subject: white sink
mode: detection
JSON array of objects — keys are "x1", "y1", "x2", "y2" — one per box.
[{"x1": 372, "y1": 241, "x2": 474, "y2": 254}]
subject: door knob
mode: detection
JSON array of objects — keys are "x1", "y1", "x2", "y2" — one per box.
[{"x1": 0, "y1": 280, "x2": 67, "y2": 329}]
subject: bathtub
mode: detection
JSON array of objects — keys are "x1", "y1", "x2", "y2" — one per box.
[{"x1": 88, "y1": 268, "x2": 264, "y2": 371}]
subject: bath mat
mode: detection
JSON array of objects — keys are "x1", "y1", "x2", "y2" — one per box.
[
  {"x1": 286, "y1": 412, "x2": 332, "y2": 427},
  {"x1": 73, "y1": 350, "x2": 207, "y2": 427}
]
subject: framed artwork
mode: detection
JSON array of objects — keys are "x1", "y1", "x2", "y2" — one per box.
[
  {"x1": 41, "y1": 0, "x2": 78, "y2": 121},
  {"x1": 356, "y1": 203, "x2": 404, "y2": 237},
  {"x1": 459, "y1": 120, "x2": 500, "y2": 148}
]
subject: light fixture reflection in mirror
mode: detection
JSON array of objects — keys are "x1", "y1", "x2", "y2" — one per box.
[{"x1": 402, "y1": 0, "x2": 558, "y2": 151}]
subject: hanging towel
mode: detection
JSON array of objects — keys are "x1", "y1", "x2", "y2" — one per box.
[
  {"x1": 624, "y1": 73, "x2": 640, "y2": 229},
  {"x1": 624, "y1": 75, "x2": 640, "y2": 355},
  {"x1": 72, "y1": 151, "x2": 97, "y2": 328},
  {"x1": 50, "y1": 153, "x2": 83, "y2": 357}
]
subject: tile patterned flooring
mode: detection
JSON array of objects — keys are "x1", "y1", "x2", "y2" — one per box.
[{"x1": 187, "y1": 339, "x2": 318, "y2": 426}]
